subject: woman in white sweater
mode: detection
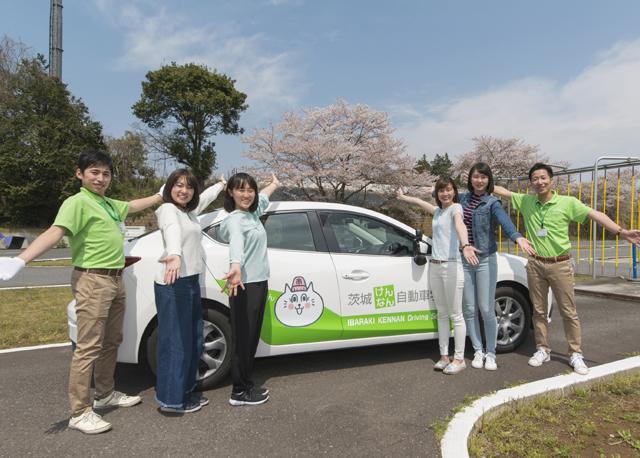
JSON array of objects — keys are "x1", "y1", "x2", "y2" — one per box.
[{"x1": 153, "y1": 169, "x2": 225, "y2": 413}]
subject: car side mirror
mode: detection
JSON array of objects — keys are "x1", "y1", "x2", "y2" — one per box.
[{"x1": 413, "y1": 228, "x2": 427, "y2": 266}]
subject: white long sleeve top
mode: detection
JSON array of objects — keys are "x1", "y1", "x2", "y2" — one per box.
[{"x1": 154, "y1": 182, "x2": 224, "y2": 284}]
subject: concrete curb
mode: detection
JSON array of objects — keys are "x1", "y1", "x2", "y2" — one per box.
[
  {"x1": 440, "y1": 356, "x2": 640, "y2": 458},
  {"x1": 575, "y1": 288, "x2": 639, "y2": 303},
  {"x1": 0, "y1": 342, "x2": 71, "y2": 354},
  {"x1": 0, "y1": 284, "x2": 69, "y2": 291}
]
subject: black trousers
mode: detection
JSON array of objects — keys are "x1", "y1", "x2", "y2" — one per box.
[{"x1": 229, "y1": 281, "x2": 268, "y2": 392}]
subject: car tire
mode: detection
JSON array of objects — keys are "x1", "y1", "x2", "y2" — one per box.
[
  {"x1": 494, "y1": 285, "x2": 532, "y2": 354},
  {"x1": 145, "y1": 305, "x2": 232, "y2": 390}
]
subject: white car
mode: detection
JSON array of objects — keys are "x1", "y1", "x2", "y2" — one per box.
[{"x1": 68, "y1": 201, "x2": 541, "y2": 389}]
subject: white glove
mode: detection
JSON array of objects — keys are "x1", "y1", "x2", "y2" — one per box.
[
  {"x1": 0, "y1": 257, "x2": 26, "y2": 281},
  {"x1": 157, "y1": 184, "x2": 166, "y2": 198}
]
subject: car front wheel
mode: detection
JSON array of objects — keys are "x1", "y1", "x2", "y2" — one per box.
[
  {"x1": 146, "y1": 305, "x2": 232, "y2": 390},
  {"x1": 494, "y1": 286, "x2": 532, "y2": 353}
]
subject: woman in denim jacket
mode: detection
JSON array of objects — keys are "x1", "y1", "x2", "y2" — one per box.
[{"x1": 459, "y1": 162, "x2": 535, "y2": 370}]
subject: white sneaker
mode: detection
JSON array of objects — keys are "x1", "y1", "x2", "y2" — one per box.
[
  {"x1": 471, "y1": 351, "x2": 485, "y2": 369},
  {"x1": 570, "y1": 352, "x2": 589, "y2": 375},
  {"x1": 443, "y1": 360, "x2": 466, "y2": 375},
  {"x1": 433, "y1": 359, "x2": 449, "y2": 371},
  {"x1": 68, "y1": 410, "x2": 112, "y2": 434},
  {"x1": 528, "y1": 348, "x2": 550, "y2": 367},
  {"x1": 94, "y1": 390, "x2": 142, "y2": 409},
  {"x1": 484, "y1": 353, "x2": 497, "y2": 371}
]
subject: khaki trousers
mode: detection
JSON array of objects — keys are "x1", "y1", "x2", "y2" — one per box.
[
  {"x1": 69, "y1": 270, "x2": 125, "y2": 417},
  {"x1": 526, "y1": 258, "x2": 582, "y2": 355}
]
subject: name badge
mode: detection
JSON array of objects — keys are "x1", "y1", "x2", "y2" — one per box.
[
  {"x1": 537, "y1": 228, "x2": 548, "y2": 237},
  {"x1": 119, "y1": 222, "x2": 126, "y2": 234}
]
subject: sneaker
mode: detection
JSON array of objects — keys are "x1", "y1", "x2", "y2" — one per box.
[
  {"x1": 229, "y1": 388, "x2": 269, "y2": 406},
  {"x1": 471, "y1": 351, "x2": 485, "y2": 369},
  {"x1": 484, "y1": 353, "x2": 497, "y2": 371},
  {"x1": 528, "y1": 348, "x2": 550, "y2": 367},
  {"x1": 570, "y1": 352, "x2": 589, "y2": 375},
  {"x1": 94, "y1": 390, "x2": 142, "y2": 409},
  {"x1": 189, "y1": 393, "x2": 209, "y2": 407},
  {"x1": 68, "y1": 410, "x2": 112, "y2": 435},
  {"x1": 433, "y1": 359, "x2": 449, "y2": 371},
  {"x1": 443, "y1": 360, "x2": 466, "y2": 375},
  {"x1": 160, "y1": 400, "x2": 202, "y2": 414}
]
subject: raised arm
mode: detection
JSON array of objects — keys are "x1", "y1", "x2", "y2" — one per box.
[
  {"x1": 492, "y1": 185, "x2": 512, "y2": 199},
  {"x1": 194, "y1": 176, "x2": 226, "y2": 215},
  {"x1": 396, "y1": 188, "x2": 437, "y2": 215},
  {"x1": 491, "y1": 201, "x2": 536, "y2": 256},
  {"x1": 588, "y1": 210, "x2": 640, "y2": 245},
  {"x1": 260, "y1": 173, "x2": 280, "y2": 198},
  {"x1": 128, "y1": 192, "x2": 163, "y2": 214}
]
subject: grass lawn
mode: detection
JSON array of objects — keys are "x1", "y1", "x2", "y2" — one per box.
[
  {"x1": 468, "y1": 371, "x2": 640, "y2": 457},
  {"x1": 0, "y1": 287, "x2": 72, "y2": 349}
]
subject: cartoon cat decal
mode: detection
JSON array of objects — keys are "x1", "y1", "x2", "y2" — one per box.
[{"x1": 274, "y1": 276, "x2": 324, "y2": 327}]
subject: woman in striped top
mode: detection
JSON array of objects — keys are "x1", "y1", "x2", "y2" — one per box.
[{"x1": 459, "y1": 162, "x2": 535, "y2": 371}]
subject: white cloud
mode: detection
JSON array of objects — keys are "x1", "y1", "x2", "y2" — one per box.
[
  {"x1": 92, "y1": 1, "x2": 303, "y2": 117},
  {"x1": 393, "y1": 39, "x2": 640, "y2": 167}
]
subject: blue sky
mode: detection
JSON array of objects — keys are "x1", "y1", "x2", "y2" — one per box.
[{"x1": 3, "y1": 0, "x2": 640, "y2": 173}]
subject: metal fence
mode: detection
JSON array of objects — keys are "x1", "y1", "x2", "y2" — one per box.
[{"x1": 497, "y1": 157, "x2": 640, "y2": 279}]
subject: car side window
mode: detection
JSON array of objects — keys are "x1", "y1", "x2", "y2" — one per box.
[
  {"x1": 325, "y1": 213, "x2": 413, "y2": 256},
  {"x1": 262, "y1": 212, "x2": 316, "y2": 252}
]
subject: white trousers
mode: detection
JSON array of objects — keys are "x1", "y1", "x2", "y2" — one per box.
[{"x1": 428, "y1": 261, "x2": 466, "y2": 360}]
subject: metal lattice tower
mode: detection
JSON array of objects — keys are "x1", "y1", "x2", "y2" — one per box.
[{"x1": 49, "y1": 0, "x2": 63, "y2": 79}]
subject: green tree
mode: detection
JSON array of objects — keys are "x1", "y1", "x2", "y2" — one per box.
[
  {"x1": 105, "y1": 131, "x2": 159, "y2": 200},
  {"x1": 414, "y1": 154, "x2": 430, "y2": 174},
  {"x1": 132, "y1": 63, "x2": 248, "y2": 185},
  {"x1": 0, "y1": 39, "x2": 103, "y2": 226},
  {"x1": 429, "y1": 153, "x2": 454, "y2": 177}
]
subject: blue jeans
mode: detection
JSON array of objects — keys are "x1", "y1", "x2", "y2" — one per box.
[
  {"x1": 462, "y1": 253, "x2": 498, "y2": 355},
  {"x1": 153, "y1": 274, "x2": 202, "y2": 408}
]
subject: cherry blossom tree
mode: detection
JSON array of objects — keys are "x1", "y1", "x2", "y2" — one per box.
[{"x1": 242, "y1": 99, "x2": 416, "y2": 203}]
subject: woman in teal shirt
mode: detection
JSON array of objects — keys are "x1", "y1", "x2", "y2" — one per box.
[{"x1": 220, "y1": 172, "x2": 280, "y2": 406}]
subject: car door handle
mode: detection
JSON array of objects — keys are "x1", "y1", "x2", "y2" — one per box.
[{"x1": 342, "y1": 271, "x2": 370, "y2": 281}]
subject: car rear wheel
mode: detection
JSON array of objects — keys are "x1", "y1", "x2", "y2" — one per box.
[
  {"x1": 146, "y1": 305, "x2": 232, "y2": 390},
  {"x1": 494, "y1": 286, "x2": 532, "y2": 353}
]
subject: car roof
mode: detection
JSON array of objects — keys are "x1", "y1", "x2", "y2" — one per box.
[{"x1": 198, "y1": 200, "x2": 419, "y2": 235}]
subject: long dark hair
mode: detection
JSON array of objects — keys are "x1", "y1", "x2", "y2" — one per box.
[
  {"x1": 467, "y1": 162, "x2": 494, "y2": 194},
  {"x1": 163, "y1": 169, "x2": 200, "y2": 212},
  {"x1": 434, "y1": 176, "x2": 459, "y2": 208},
  {"x1": 224, "y1": 173, "x2": 259, "y2": 212}
]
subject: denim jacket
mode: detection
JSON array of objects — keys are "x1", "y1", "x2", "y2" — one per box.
[{"x1": 459, "y1": 192, "x2": 522, "y2": 256}]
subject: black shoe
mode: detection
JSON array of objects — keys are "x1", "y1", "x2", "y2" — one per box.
[
  {"x1": 229, "y1": 388, "x2": 269, "y2": 406},
  {"x1": 189, "y1": 392, "x2": 209, "y2": 407}
]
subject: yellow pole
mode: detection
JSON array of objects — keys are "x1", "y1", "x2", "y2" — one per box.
[
  {"x1": 630, "y1": 175, "x2": 636, "y2": 270},
  {"x1": 615, "y1": 175, "x2": 621, "y2": 271},
  {"x1": 601, "y1": 177, "x2": 607, "y2": 268},
  {"x1": 589, "y1": 181, "x2": 594, "y2": 264},
  {"x1": 577, "y1": 180, "x2": 582, "y2": 268}
]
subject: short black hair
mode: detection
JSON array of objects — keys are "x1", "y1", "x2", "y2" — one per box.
[
  {"x1": 528, "y1": 163, "x2": 554, "y2": 180},
  {"x1": 467, "y1": 162, "x2": 495, "y2": 194},
  {"x1": 224, "y1": 172, "x2": 259, "y2": 213},
  {"x1": 163, "y1": 169, "x2": 200, "y2": 212},
  {"x1": 78, "y1": 150, "x2": 114, "y2": 174},
  {"x1": 434, "y1": 176, "x2": 459, "y2": 208}
]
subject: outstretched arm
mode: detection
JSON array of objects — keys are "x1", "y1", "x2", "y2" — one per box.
[
  {"x1": 0, "y1": 225, "x2": 66, "y2": 280},
  {"x1": 453, "y1": 213, "x2": 480, "y2": 265},
  {"x1": 396, "y1": 188, "x2": 437, "y2": 215},
  {"x1": 492, "y1": 185, "x2": 512, "y2": 199},
  {"x1": 260, "y1": 174, "x2": 280, "y2": 198},
  {"x1": 128, "y1": 193, "x2": 163, "y2": 214},
  {"x1": 588, "y1": 210, "x2": 640, "y2": 245}
]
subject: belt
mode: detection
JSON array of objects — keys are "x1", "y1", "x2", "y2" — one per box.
[
  {"x1": 430, "y1": 259, "x2": 454, "y2": 264},
  {"x1": 74, "y1": 266, "x2": 124, "y2": 277},
  {"x1": 530, "y1": 254, "x2": 571, "y2": 263}
]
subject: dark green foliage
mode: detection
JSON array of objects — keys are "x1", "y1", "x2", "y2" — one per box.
[
  {"x1": 0, "y1": 53, "x2": 104, "y2": 226},
  {"x1": 106, "y1": 131, "x2": 160, "y2": 200},
  {"x1": 414, "y1": 153, "x2": 454, "y2": 177},
  {"x1": 132, "y1": 63, "x2": 248, "y2": 185}
]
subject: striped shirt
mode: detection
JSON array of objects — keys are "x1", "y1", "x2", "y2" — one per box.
[{"x1": 462, "y1": 193, "x2": 483, "y2": 245}]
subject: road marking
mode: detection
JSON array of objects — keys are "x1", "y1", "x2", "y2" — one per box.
[
  {"x1": 0, "y1": 284, "x2": 70, "y2": 291},
  {"x1": 0, "y1": 342, "x2": 71, "y2": 354}
]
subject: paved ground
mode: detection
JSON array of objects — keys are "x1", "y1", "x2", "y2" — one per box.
[{"x1": 0, "y1": 296, "x2": 638, "y2": 457}]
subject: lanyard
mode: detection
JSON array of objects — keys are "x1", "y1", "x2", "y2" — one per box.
[
  {"x1": 81, "y1": 188, "x2": 121, "y2": 222},
  {"x1": 536, "y1": 202, "x2": 551, "y2": 228}
]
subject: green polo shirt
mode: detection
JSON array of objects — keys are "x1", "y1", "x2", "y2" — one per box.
[
  {"x1": 511, "y1": 192, "x2": 592, "y2": 257},
  {"x1": 53, "y1": 187, "x2": 129, "y2": 268}
]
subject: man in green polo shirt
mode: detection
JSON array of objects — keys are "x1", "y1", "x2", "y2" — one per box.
[
  {"x1": 0, "y1": 150, "x2": 163, "y2": 434},
  {"x1": 494, "y1": 163, "x2": 640, "y2": 375}
]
